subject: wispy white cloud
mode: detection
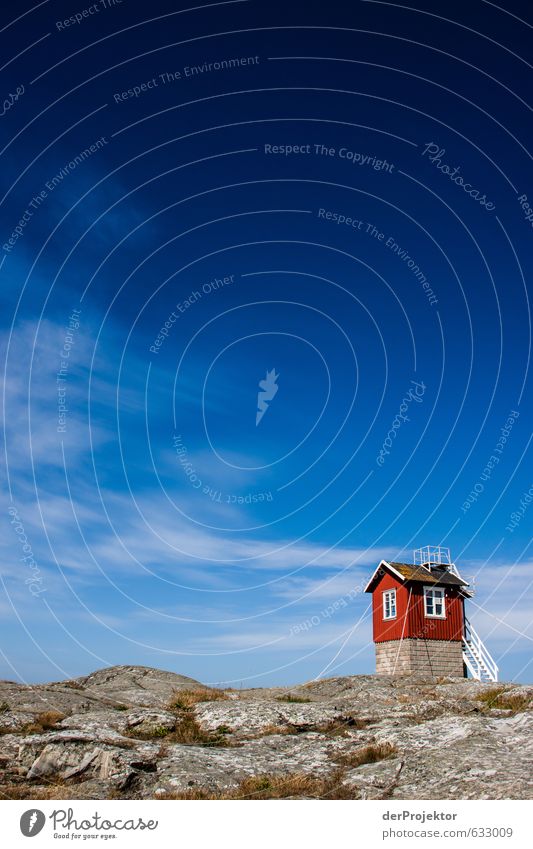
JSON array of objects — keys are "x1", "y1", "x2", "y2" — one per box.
[{"x1": 2, "y1": 319, "x2": 531, "y2": 683}]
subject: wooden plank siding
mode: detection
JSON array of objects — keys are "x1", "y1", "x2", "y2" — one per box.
[
  {"x1": 408, "y1": 584, "x2": 464, "y2": 641},
  {"x1": 372, "y1": 570, "x2": 411, "y2": 642},
  {"x1": 372, "y1": 570, "x2": 465, "y2": 643}
]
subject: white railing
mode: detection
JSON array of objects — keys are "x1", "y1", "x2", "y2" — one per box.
[
  {"x1": 414, "y1": 545, "x2": 452, "y2": 567},
  {"x1": 462, "y1": 643, "x2": 486, "y2": 681},
  {"x1": 463, "y1": 617, "x2": 499, "y2": 682}
]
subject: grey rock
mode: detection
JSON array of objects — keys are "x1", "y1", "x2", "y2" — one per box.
[
  {"x1": 27, "y1": 745, "x2": 75, "y2": 780},
  {"x1": 125, "y1": 710, "x2": 176, "y2": 734},
  {"x1": 0, "y1": 666, "x2": 531, "y2": 799},
  {"x1": 195, "y1": 700, "x2": 341, "y2": 734}
]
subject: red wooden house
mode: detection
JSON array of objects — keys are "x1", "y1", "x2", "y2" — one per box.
[{"x1": 364, "y1": 546, "x2": 498, "y2": 681}]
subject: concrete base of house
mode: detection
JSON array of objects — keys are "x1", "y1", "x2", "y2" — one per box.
[{"x1": 375, "y1": 638, "x2": 465, "y2": 677}]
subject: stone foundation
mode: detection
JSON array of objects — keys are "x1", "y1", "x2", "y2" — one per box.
[{"x1": 375, "y1": 638, "x2": 465, "y2": 677}]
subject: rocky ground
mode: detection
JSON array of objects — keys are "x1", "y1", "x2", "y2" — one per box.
[{"x1": 0, "y1": 665, "x2": 531, "y2": 800}]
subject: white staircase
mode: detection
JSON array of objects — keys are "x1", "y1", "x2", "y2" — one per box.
[{"x1": 462, "y1": 617, "x2": 498, "y2": 682}]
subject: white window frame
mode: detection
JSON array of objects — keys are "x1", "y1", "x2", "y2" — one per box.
[
  {"x1": 382, "y1": 589, "x2": 397, "y2": 620},
  {"x1": 423, "y1": 585, "x2": 446, "y2": 618}
]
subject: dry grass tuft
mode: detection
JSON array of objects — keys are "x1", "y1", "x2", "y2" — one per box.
[
  {"x1": 0, "y1": 781, "x2": 71, "y2": 801},
  {"x1": 167, "y1": 687, "x2": 228, "y2": 711},
  {"x1": 170, "y1": 714, "x2": 217, "y2": 746},
  {"x1": 126, "y1": 713, "x2": 234, "y2": 747},
  {"x1": 0, "y1": 709, "x2": 67, "y2": 738},
  {"x1": 476, "y1": 687, "x2": 531, "y2": 713},
  {"x1": 168, "y1": 714, "x2": 234, "y2": 747},
  {"x1": 26, "y1": 711, "x2": 66, "y2": 734},
  {"x1": 125, "y1": 725, "x2": 170, "y2": 740},
  {"x1": 275, "y1": 694, "x2": 311, "y2": 704},
  {"x1": 161, "y1": 769, "x2": 358, "y2": 800},
  {"x1": 332, "y1": 742, "x2": 398, "y2": 768},
  {"x1": 314, "y1": 716, "x2": 369, "y2": 736},
  {"x1": 258, "y1": 715, "x2": 369, "y2": 738},
  {"x1": 495, "y1": 694, "x2": 532, "y2": 712},
  {"x1": 128, "y1": 687, "x2": 233, "y2": 747},
  {"x1": 259, "y1": 724, "x2": 298, "y2": 736}
]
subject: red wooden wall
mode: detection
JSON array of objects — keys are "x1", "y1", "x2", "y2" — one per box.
[
  {"x1": 408, "y1": 583, "x2": 464, "y2": 641},
  {"x1": 372, "y1": 570, "x2": 465, "y2": 643},
  {"x1": 372, "y1": 570, "x2": 410, "y2": 642}
]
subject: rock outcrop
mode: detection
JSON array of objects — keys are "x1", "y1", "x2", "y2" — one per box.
[{"x1": 0, "y1": 666, "x2": 531, "y2": 799}]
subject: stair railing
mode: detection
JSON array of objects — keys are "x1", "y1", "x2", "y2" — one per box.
[{"x1": 463, "y1": 617, "x2": 499, "y2": 682}]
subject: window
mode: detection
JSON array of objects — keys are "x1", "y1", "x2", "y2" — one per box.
[
  {"x1": 383, "y1": 589, "x2": 397, "y2": 620},
  {"x1": 424, "y1": 586, "x2": 445, "y2": 618}
]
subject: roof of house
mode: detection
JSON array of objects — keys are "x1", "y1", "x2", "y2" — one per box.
[{"x1": 364, "y1": 560, "x2": 469, "y2": 593}]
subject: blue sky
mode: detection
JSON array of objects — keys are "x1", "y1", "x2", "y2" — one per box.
[{"x1": 1, "y1": 0, "x2": 532, "y2": 685}]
